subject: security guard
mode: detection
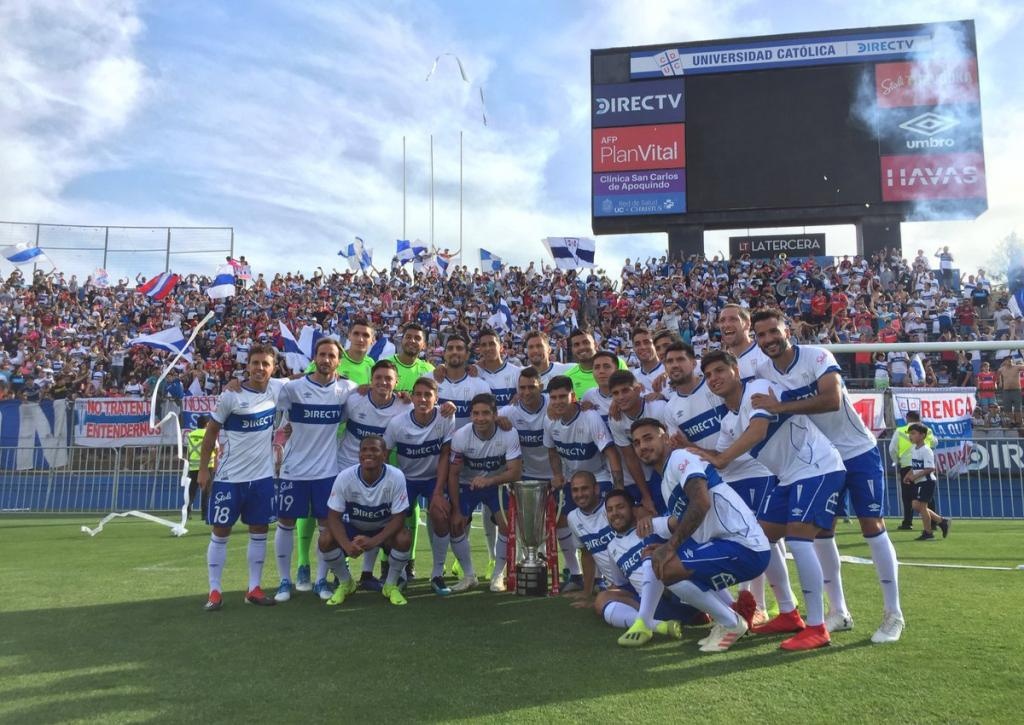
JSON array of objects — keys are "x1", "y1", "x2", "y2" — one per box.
[
  {"x1": 888, "y1": 411, "x2": 937, "y2": 530},
  {"x1": 187, "y1": 415, "x2": 213, "y2": 520}
]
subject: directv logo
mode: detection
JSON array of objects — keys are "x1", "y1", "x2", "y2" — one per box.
[{"x1": 595, "y1": 92, "x2": 683, "y2": 115}]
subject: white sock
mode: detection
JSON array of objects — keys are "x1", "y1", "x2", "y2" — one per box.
[
  {"x1": 362, "y1": 547, "x2": 380, "y2": 575},
  {"x1": 386, "y1": 548, "x2": 410, "y2": 587},
  {"x1": 789, "y1": 538, "x2": 824, "y2": 626},
  {"x1": 247, "y1": 533, "x2": 267, "y2": 592},
  {"x1": 814, "y1": 536, "x2": 848, "y2": 615},
  {"x1": 207, "y1": 534, "x2": 228, "y2": 592},
  {"x1": 637, "y1": 561, "x2": 664, "y2": 629},
  {"x1": 483, "y1": 510, "x2": 497, "y2": 559},
  {"x1": 739, "y1": 574, "x2": 767, "y2": 610},
  {"x1": 867, "y1": 531, "x2": 902, "y2": 616},
  {"x1": 602, "y1": 600, "x2": 638, "y2": 628},
  {"x1": 714, "y1": 588, "x2": 734, "y2": 605},
  {"x1": 322, "y1": 547, "x2": 351, "y2": 582},
  {"x1": 451, "y1": 533, "x2": 476, "y2": 577},
  {"x1": 765, "y1": 540, "x2": 796, "y2": 612},
  {"x1": 557, "y1": 527, "x2": 581, "y2": 576},
  {"x1": 669, "y1": 580, "x2": 739, "y2": 627},
  {"x1": 492, "y1": 533, "x2": 509, "y2": 582},
  {"x1": 274, "y1": 524, "x2": 294, "y2": 580},
  {"x1": 431, "y1": 532, "x2": 450, "y2": 578},
  {"x1": 315, "y1": 526, "x2": 329, "y2": 582}
]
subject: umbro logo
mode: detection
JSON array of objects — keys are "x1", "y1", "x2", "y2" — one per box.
[{"x1": 791, "y1": 507, "x2": 804, "y2": 517}]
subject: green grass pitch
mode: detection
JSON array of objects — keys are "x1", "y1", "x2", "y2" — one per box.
[{"x1": 1, "y1": 516, "x2": 1022, "y2": 724}]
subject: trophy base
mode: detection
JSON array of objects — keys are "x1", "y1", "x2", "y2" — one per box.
[{"x1": 515, "y1": 563, "x2": 548, "y2": 597}]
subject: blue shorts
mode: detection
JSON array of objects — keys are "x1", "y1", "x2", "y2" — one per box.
[
  {"x1": 458, "y1": 485, "x2": 503, "y2": 519},
  {"x1": 676, "y1": 538, "x2": 771, "y2": 592},
  {"x1": 562, "y1": 480, "x2": 613, "y2": 515},
  {"x1": 839, "y1": 448, "x2": 886, "y2": 519},
  {"x1": 275, "y1": 477, "x2": 334, "y2": 520},
  {"x1": 207, "y1": 477, "x2": 275, "y2": 527},
  {"x1": 625, "y1": 482, "x2": 666, "y2": 512},
  {"x1": 406, "y1": 478, "x2": 437, "y2": 508},
  {"x1": 725, "y1": 475, "x2": 777, "y2": 515},
  {"x1": 343, "y1": 521, "x2": 385, "y2": 542},
  {"x1": 760, "y1": 470, "x2": 845, "y2": 530}
]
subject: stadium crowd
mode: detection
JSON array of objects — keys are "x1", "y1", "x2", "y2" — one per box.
[{"x1": 0, "y1": 246, "x2": 1020, "y2": 422}]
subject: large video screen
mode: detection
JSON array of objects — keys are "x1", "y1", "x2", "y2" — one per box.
[{"x1": 591, "y1": 21, "x2": 986, "y2": 234}]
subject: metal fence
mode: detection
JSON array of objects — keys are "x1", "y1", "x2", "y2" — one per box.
[
  {"x1": 1, "y1": 438, "x2": 1021, "y2": 518},
  {"x1": 0, "y1": 446, "x2": 186, "y2": 513}
]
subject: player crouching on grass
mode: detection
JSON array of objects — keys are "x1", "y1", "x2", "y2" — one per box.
[{"x1": 318, "y1": 436, "x2": 413, "y2": 607}]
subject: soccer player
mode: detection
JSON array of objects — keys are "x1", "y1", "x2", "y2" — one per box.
[
  {"x1": 903, "y1": 423, "x2": 951, "y2": 542},
  {"x1": 498, "y1": 368, "x2": 551, "y2": 484},
  {"x1": 718, "y1": 303, "x2": 769, "y2": 382},
  {"x1": 437, "y1": 333, "x2": 491, "y2": 430},
  {"x1": 198, "y1": 344, "x2": 285, "y2": 610},
  {"x1": 524, "y1": 330, "x2": 572, "y2": 388},
  {"x1": 661, "y1": 339, "x2": 779, "y2": 625},
  {"x1": 319, "y1": 436, "x2": 412, "y2": 606},
  {"x1": 446, "y1": 393, "x2": 523, "y2": 593},
  {"x1": 273, "y1": 338, "x2": 357, "y2": 602},
  {"x1": 652, "y1": 328, "x2": 682, "y2": 361},
  {"x1": 749, "y1": 309, "x2": 904, "y2": 644},
  {"x1": 581, "y1": 350, "x2": 618, "y2": 423},
  {"x1": 545, "y1": 374, "x2": 624, "y2": 590},
  {"x1": 694, "y1": 350, "x2": 845, "y2": 651},
  {"x1": 565, "y1": 471, "x2": 628, "y2": 601},
  {"x1": 294, "y1": 318, "x2": 376, "y2": 592},
  {"x1": 601, "y1": 488, "x2": 690, "y2": 647},
  {"x1": 606, "y1": 370, "x2": 663, "y2": 513},
  {"x1": 631, "y1": 417, "x2": 770, "y2": 653},
  {"x1": 337, "y1": 360, "x2": 412, "y2": 588},
  {"x1": 387, "y1": 323, "x2": 434, "y2": 393},
  {"x1": 384, "y1": 377, "x2": 455, "y2": 595},
  {"x1": 565, "y1": 328, "x2": 599, "y2": 398},
  {"x1": 474, "y1": 328, "x2": 522, "y2": 407},
  {"x1": 629, "y1": 326, "x2": 665, "y2": 393}
]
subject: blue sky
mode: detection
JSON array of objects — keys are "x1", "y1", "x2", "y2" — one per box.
[{"x1": 1, "y1": 0, "x2": 1021, "y2": 280}]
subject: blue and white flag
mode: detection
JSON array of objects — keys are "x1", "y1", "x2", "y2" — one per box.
[
  {"x1": 279, "y1": 321, "x2": 310, "y2": 373},
  {"x1": 909, "y1": 353, "x2": 927, "y2": 386},
  {"x1": 127, "y1": 327, "x2": 193, "y2": 363},
  {"x1": 368, "y1": 334, "x2": 396, "y2": 361},
  {"x1": 206, "y1": 265, "x2": 235, "y2": 299},
  {"x1": 480, "y1": 248, "x2": 503, "y2": 272},
  {"x1": 341, "y1": 237, "x2": 373, "y2": 272},
  {"x1": 423, "y1": 253, "x2": 450, "y2": 276},
  {"x1": 396, "y1": 239, "x2": 427, "y2": 264},
  {"x1": 1009, "y1": 288, "x2": 1024, "y2": 318},
  {"x1": 498, "y1": 298, "x2": 513, "y2": 327},
  {"x1": 543, "y1": 237, "x2": 595, "y2": 270},
  {"x1": 2, "y1": 242, "x2": 47, "y2": 267}
]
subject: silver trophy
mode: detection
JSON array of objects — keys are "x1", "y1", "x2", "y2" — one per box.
[{"x1": 511, "y1": 479, "x2": 549, "y2": 596}]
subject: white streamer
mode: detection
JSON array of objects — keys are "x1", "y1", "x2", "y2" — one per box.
[
  {"x1": 425, "y1": 52, "x2": 488, "y2": 126},
  {"x1": 82, "y1": 311, "x2": 215, "y2": 538}
]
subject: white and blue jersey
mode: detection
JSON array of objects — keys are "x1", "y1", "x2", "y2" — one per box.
[
  {"x1": 438, "y1": 373, "x2": 492, "y2": 430},
  {"x1": 544, "y1": 407, "x2": 615, "y2": 485},
  {"x1": 499, "y1": 396, "x2": 551, "y2": 480},
  {"x1": 536, "y1": 361, "x2": 573, "y2": 389},
  {"x1": 608, "y1": 399, "x2": 666, "y2": 492},
  {"x1": 581, "y1": 387, "x2": 614, "y2": 424},
  {"x1": 449, "y1": 424, "x2": 522, "y2": 517},
  {"x1": 328, "y1": 463, "x2": 410, "y2": 533},
  {"x1": 279, "y1": 375, "x2": 356, "y2": 481},
  {"x1": 337, "y1": 393, "x2": 412, "y2": 468},
  {"x1": 723, "y1": 378, "x2": 845, "y2": 487},
  {"x1": 735, "y1": 341, "x2": 769, "y2": 383},
  {"x1": 475, "y1": 361, "x2": 522, "y2": 407},
  {"x1": 566, "y1": 502, "x2": 627, "y2": 587},
  {"x1": 384, "y1": 408, "x2": 455, "y2": 483},
  {"x1": 631, "y1": 361, "x2": 665, "y2": 394},
  {"x1": 606, "y1": 517, "x2": 672, "y2": 592},
  {"x1": 662, "y1": 379, "x2": 728, "y2": 448},
  {"x1": 212, "y1": 378, "x2": 285, "y2": 483},
  {"x1": 757, "y1": 345, "x2": 877, "y2": 460},
  {"x1": 659, "y1": 449, "x2": 769, "y2": 551}
]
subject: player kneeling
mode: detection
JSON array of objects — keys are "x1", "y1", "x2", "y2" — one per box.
[
  {"x1": 632, "y1": 418, "x2": 771, "y2": 653},
  {"x1": 318, "y1": 436, "x2": 412, "y2": 607},
  {"x1": 595, "y1": 489, "x2": 694, "y2": 647}
]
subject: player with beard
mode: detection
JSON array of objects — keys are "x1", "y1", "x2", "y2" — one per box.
[
  {"x1": 387, "y1": 323, "x2": 434, "y2": 394},
  {"x1": 524, "y1": 330, "x2": 572, "y2": 388},
  {"x1": 749, "y1": 309, "x2": 904, "y2": 644},
  {"x1": 606, "y1": 370, "x2": 663, "y2": 514}
]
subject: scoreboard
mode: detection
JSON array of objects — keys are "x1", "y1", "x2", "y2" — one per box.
[{"x1": 591, "y1": 20, "x2": 986, "y2": 235}]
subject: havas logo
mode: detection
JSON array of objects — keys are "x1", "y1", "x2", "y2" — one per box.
[
  {"x1": 886, "y1": 163, "x2": 978, "y2": 186},
  {"x1": 881, "y1": 153, "x2": 986, "y2": 202}
]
